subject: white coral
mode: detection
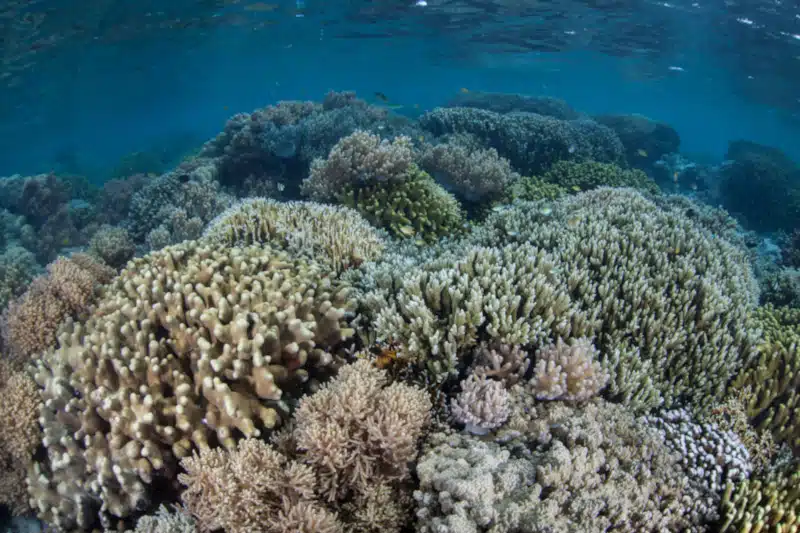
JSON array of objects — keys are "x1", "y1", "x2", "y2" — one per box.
[{"x1": 450, "y1": 375, "x2": 510, "y2": 434}]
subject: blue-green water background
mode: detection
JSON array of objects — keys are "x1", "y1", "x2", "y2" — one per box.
[{"x1": 1, "y1": 0, "x2": 799, "y2": 180}]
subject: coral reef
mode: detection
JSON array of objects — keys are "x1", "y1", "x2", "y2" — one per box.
[
  {"x1": 0, "y1": 361, "x2": 41, "y2": 516},
  {"x1": 28, "y1": 240, "x2": 355, "y2": 530},
  {"x1": 302, "y1": 130, "x2": 415, "y2": 202},
  {"x1": 339, "y1": 166, "x2": 466, "y2": 242},
  {"x1": 469, "y1": 188, "x2": 759, "y2": 412},
  {"x1": 446, "y1": 91, "x2": 582, "y2": 119},
  {"x1": 203, "y1": 197, "x2": 385, "y2": 273},
  {"x1": 419, "y1": 106, "x2": 626, "y2": 174},
  {"x1": 593, "y1": 113, "x2": 681, "y2": 167},
  {"x1": 541, "y1": 159, "x2": 660, "y2": 193},
  {"x1": 530, "y1": 337, "x2": 608, "y2": 401},
  {"x1": 418, "y1": 137, "x2": 519, "y2": 203},
  {"x1": 719, "y1": 139, "x2": 800, "y2": 233},
  {"x1": 179, "y1": 360, "x2": 431, "y2": 533},
  {"x1": 415, "y1": 398, "x2": 717, "y2": 533},
  {"x1": 1, "y1": 253, "x2": 114, "y2": 361}
]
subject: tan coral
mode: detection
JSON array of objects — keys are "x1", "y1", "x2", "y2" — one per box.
[
  {"x1": 203, "y1": 198, "x2": 384, "y2": 273},
  {"x1": 28, "y1": 241, "x2": 355, "y2": 530},
  {"x1": 531, "y1": 337, "x2": 608, "y2": 401}
]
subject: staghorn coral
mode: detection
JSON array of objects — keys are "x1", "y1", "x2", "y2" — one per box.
[
  {"x1": 339, "y1": 166, "x2": 466, "y2": 242},
  {"x1": 365, "y1": 243, "x2": 592, "y2": 382},
  {"x1": 719, "y1": 461, "x2": 800, "y2": 533},
  {"x1": 1, "y1": 253, "x2": 113, "y2": 361},
  {"x1": 292, "y1": 359, "x2": 431, "y2": 503},
  {"x1": 530, "y1": 337, "x2": 608, "y2": 401},
  {"x1": 728, "y1": 305, "x2": 800, "y2": 453},
  {"x1": 418, "y1": 140, "x2": 519, "y2": 203},
  {"x1": 450, "y1": 374, "x2": 510, "y2": 434},
  {"x1": 179, "y1": 438, "x2": 340, "y2": 533},
  {"x1": 89, "y1": 225, "x2": 136, "y2": 269},
  {"x1": 28, "y1": 240, "x2": 355, "y2": 530},
  {"x1": 302, "y1": 130, "x2": 415, "y2": 202},
  {"x1": 541, "y1": 159, "x2": 660, "y2": 193},
  {"x1": 203, "y1": 197, "x2": 385, "y2": 273},
  {"x1": 415, "y1": 398, "x2": 716, "y2": 533},
  {"x1": 469, "y1": 188, "x2": 759, "y2": 412}
]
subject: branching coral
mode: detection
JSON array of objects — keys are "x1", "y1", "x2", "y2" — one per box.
[
  {"x1": 1, "y1": 253, "x2": 114, "y2": 361},
  {"x1": 302, "y1": 130, "x2": 415, "y2": 202},
  {"x1": 415, "y1": 398, "x2": 717, "y2": 533},
  {"x1": 450, "y1": 374, "x2": 510, "y2": 433},
  {"x1": 419, "y1": 107, "x2": 625, "y2": 174},
  {"x1": 338, "y1": 166, "x2": 466, "y2": 242},
  {"x1": 203, "y1": 198, "x2": 385, "y2": 273},
  {"x1": 179, "y1": 439, "x2": 339, "y2": 533},
  {"x1": 292, "y1": 359, "x2": 431, "y2": 503},
  {"x1": 728, "y1": 305, "x2": 800, "y2": 453},
  {"x1": 0, "y1": 361, "x2": 41, "y2": 516},
  {"x1": 542, "y1": 159, "x2": 660, "y2": 193},
  {"x1": 719, "y1": 462, "x2": 800, "y2": 533},
  {"x1": 366, "y1": 243, "x2": 593, "y2": 381},
  {"x1": 28, "y1": 241, "x2": 355, "y2": 530},
  {"x1": 179, "y1": 360, "x2": 431, "y2": 533},
  {"x1": 531, "y1": 337, "x2": 608, "y2": 401},
  {"x1": 419, "y1": 139, "x2": 519, "y2": 203},
  {"x1": 89, "y1": 225, "x2": 136, "y2": 268},
  {"x1": 469, "y1": 188, "x2": 759, "y2": 412}
]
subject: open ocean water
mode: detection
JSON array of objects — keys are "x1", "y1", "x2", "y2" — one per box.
[{"x1": 1, "y1": 0, "x2": 799, "y2": 532}]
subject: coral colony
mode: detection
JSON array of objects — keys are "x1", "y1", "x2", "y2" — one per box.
[{"x1": 0, "y1": 91, "x2": 799, "y2": 533}]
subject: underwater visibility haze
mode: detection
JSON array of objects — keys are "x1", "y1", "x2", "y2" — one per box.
[{"x1": 1, "y1": 0, "x2": 800, "y2": 532}]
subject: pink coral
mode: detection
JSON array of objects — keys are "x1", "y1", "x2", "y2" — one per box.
[{"x1": 531, "y1": 337, "x2": 608, "y2": 401}]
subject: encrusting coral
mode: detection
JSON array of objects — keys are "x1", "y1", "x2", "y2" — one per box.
[
  {"x1": 203, "y1": 197, "x2": 385, "y2": 274},
  {"x1": 28, "y1": 240, "x2": 356, "y2": 530}
]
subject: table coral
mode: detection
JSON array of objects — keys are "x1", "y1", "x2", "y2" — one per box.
[{"x1": 28, "y1": 240, "x2": 356, "y2": 530}]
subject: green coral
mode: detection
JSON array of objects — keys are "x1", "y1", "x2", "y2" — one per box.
[
  {"x1": 338, "y1": 166, "x2": 466, "y2": 242},
  {"x1": 719, "y1": 461, "x2": 800, "y2": 533},
  {"x1": 730, "y1": 305, "x2": 800, "y2": 452},
  {"x1": 542, "y1": 160, "x2": 660, "y2": 194},
  {"x1": 506, "y1": 175, "x2": 567, "y2": 202}
]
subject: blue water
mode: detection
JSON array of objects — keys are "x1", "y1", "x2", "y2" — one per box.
[{"x1": 1, "y1": 0, "x2": 799, "y2": 177}]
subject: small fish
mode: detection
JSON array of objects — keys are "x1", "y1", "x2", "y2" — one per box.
[
  {"x1": 415, "y1": 0, "x2": 427, "y2": 6},
  {"x1": 674, "y1": 246, "x2": 681, "y2": 254},
  {"x1": 567, "y1": 216, "x2": 580, "y2": 228},
  {"x1": 637, "y1": 149, "x2": 648, "y2": 158},
  {"x1": 384, "y1": 104, "x2": 404, "y2": 110},
  {"x1": 673, "y1": 171, "x2": 679, "y2": 182},
  {"x1": 460, "y1": 87, "x2": 470, "y2": 94},
  {"x1": 374, "y1": 91, "x2": 389, "y2": 102},
  {"x1": 571, "y1": 185, "x2": 581, "y2": 192},
  {"x1": 539, "y1": 206, "x2": 553, "y2": 216},
  {"x1": 398, "y1": 224, "x2": 416, "y2": 237},
  {"x1": 223, "y1": 105, "x2": 229, "y2": 110},
  {"x1": 567, "y1": 144, "x2": 576, "y2": 154},
  {"x1": 277, "y1": 183, "x2": 285, "y2": 192},
  {"x1": 415, "y1": 239, "x2": 426, "y2": 246},
  {"x1": 414, "y1": 103, "x2": 420, "y2": 109},
  {"x1": 418, "y1": 135, "x2": 425, "y2": 142}
]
